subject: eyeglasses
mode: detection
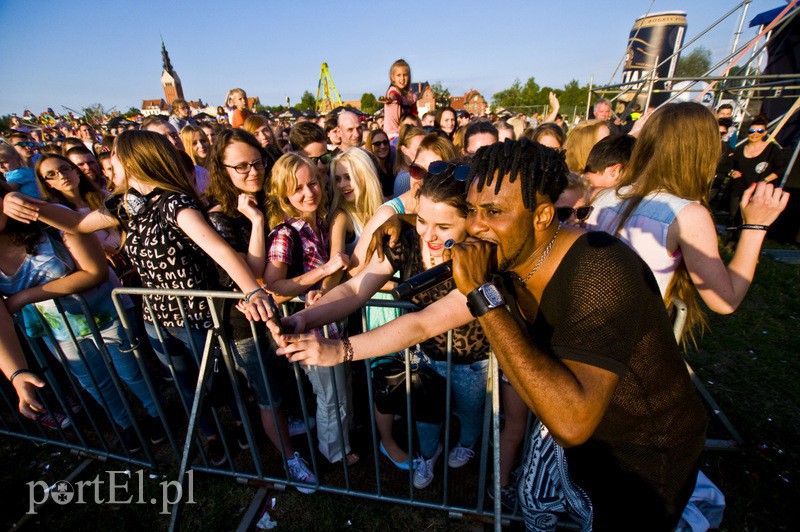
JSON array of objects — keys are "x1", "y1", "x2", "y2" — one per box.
[
  {"x1": 42, "y1": 165, "x2": 76, "y2": 180},
  {"x1": 372, "y1": 140, "x2": 390, "y2": 147},
  {"x1": 13, "y1": 141, "x2": 35, "y2": 148},
  {"x1": 309, "y1": 152, "x2": 333, "y2": 165},
  {"x1": 556, "y1": 206, "x2": 593, "y2": 223},
  {"x1": 748, "y1": 128, "x2": 766, "y2": 134},
  {"x1": 223, "y1": 159, "x2": 266, "y2": 174}
]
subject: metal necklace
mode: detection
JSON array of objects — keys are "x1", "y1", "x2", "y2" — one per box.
[{"x1": 514, "y1": 224, "x2": 561, "y2": 285}]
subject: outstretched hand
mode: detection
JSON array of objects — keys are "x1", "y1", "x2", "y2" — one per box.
[
  {"x1": 14, "y1": 373, "x2": 46, "y2": 420},
  {"x1": 365, "y1": 215, "x2": 403, "y2": 263},
  {"x1": 740, "y1": 181, "x2": 790, "y2": 226},
  {"x1": 275, "y1": 334, "x2": 344, "y2": 366},
  {"x1": 2, "y1": 192, "x2": 46, "y2": 224}
]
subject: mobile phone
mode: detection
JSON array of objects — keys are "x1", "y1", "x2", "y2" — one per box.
[{"x1": 265, "y1": 294, "x2": 288, "y2": 335}]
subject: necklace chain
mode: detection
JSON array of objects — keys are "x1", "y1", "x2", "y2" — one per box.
[{"x1": 514, "y1": 224, "x2": 561, "y2": 285}]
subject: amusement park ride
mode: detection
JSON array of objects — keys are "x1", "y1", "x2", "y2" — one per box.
[{"x1": 315, "y1": 62, "x2": 343, "y2": 114}]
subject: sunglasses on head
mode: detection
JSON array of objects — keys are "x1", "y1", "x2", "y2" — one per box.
[
  {"x1": 410, "y1": 160, "x2": 470, "y2": 181},
  {"x1": 556, "y1": 205, "x2": 593, "y2": 223},
  {"x1": 748, "y1": 128, "x2": 766, "y2": 134},
  {"x1": 310, "y1": 152, "x2": 333, "y2": 165}
]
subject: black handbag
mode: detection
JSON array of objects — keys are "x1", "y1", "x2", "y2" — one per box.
[{"x1": 370, "y1": 355, "x2": 446, "y2": 423}]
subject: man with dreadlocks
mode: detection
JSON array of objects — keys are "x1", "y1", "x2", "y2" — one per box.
[{"x1": 448, "y1": 138, "x2": 707, "y2": 530}]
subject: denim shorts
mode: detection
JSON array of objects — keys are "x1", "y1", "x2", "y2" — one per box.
[{"x1": 229, "y1": 336, "x2": 283, "y2": 410}]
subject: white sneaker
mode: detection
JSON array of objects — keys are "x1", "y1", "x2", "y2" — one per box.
[
  {"x1": 287, "y1": 452, "x2": 317, "y2": 494},
  {"x1": 448, "y1": 445, "x2": 475, "y2": 468},
  {"x1": 288, "y1": 416, "x2": 315, "y2": 437},
  {"x1": 413, "y1": 444, "x2": 442, "y2": 489}
]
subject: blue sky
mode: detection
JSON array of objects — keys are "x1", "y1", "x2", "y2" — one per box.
[{"x1": 0, "y1": 0, "x2": 785, "y2": 116}]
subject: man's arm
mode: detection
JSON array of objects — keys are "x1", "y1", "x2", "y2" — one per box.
[
  {"x1": 475, "y1": 307, "x2": 618, "y2": 447},
  {"x1": 450, "y1": 239, "x2": 619, "y2": 448}
]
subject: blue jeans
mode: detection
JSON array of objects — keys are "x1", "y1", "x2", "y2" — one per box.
[
  {"x1": 45, "y1": 318, "x2": 157, "y2": 429},
  {"x1": 416, "y1": 352, "x2": 489, "y2": 458},
  {"x1": 143, "y1": 322, "x2": 241, "y2": 436}
]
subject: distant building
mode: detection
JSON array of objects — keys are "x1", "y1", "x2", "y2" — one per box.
[
  {"x1": 160, "y1": 39, "x2": 184, "y2": 105},
  {"x1": 459, "y1": 89, "x2": 488, "y2": 116},
  {"x1": 341, "y1": 100, "x2": 362, "y2": 110},
  {"x1": 141, "y1": 99, "x2": 168, "y2": 116},
  {"x1": 411, "y1": 82, "x2": 437, "y2": 116}
]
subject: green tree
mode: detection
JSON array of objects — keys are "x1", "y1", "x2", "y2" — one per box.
[
  {"x1": 294, "y1": 91, "x2": 316, "y2": 111},
  {"x1": 675, "y1": 46, "x2": 713, "y2": 78},
  {"x1": 81, "y1": 103, "x2": 109, "y2": 125},
  {"x1": 492, "y1": 79, "x2": 523, "y2": 109},
  {"x1": 122, "y1": 107, "x2": 140, "y2": 118},
  {"x1": 360, "y1": 93, "x2": 380, "y2": 115},
  {"x1": 558, "y1": 79, "x2": 590, "y2": 107},
  {"x1": 430, "y1": 82, "x2": 452, "y2": 109}
]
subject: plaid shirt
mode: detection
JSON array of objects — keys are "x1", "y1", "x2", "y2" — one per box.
[{"x1": 267, "y1": 216, "x2": 338, "y2": 338}]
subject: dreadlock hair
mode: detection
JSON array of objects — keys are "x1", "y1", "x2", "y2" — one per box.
[{"x1": 466, "y1": 138, "x2": 569, "y2": 210}]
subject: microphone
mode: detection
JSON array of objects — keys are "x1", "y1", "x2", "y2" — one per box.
[{"x1": 391, "y1": 239, "x2": 455, "y2": 300}]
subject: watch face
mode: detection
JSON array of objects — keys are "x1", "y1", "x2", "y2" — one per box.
[{"x1": 482, "y1": 284, "x2": 504, "y2": 306}]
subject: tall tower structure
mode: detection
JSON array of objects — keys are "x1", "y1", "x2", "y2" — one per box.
[{"x1": 160, "y1": 38, "x2": 184, "y2": 105}]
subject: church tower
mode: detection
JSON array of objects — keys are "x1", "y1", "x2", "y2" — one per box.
[{"x1": 160, "y1": 38, "x2": 184, "y2": 105}]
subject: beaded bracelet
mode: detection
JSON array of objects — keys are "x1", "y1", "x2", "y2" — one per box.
[
  {"x1": 341, "y1": 336, "x2": 355, "y2": 363},
  {"x1": 9, "y1": 369, "x2": 35, "y2": 385},
  {"x1": 244, "y1": 287, "x2": 265, "y2": 303}
]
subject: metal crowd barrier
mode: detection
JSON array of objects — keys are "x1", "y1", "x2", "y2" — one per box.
[{"x1": 2, "y1": 287, "x2": 524, "y2": 530}]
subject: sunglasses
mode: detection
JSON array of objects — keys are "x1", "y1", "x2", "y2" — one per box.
[
  {"x1": 411, "y1": 161, "x2": 470, "y2": 181},
  {"x1": 310, "y1": 152, "x2": 333, "y2": 165},
  {"x1": 556, "y1": 206, "x2": 593, "y2": 223},
  {"x1": 372, "y1": 140, "x2": 390, "y2": 147},
  {"x1": 748, "y1": 128, "x2": 766, "y2": 134},
  {"x1": 13, "y1": 141, "x2": 35, "y2": 148}
]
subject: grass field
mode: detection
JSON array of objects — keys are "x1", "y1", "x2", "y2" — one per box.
[{"x1": 1, "y1": 245, "x2": 798, "y2": 531}]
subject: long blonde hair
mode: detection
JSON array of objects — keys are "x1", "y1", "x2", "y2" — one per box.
[
  {"x1": 564, "y1": 119, "x2": 609, "y2": 173},
  {"x1": 329, "y1": 148, "x2": 384, "y2": 229},
  {"x1": 179, "y1": 124, "x2": 210, "y2": 168},
  {"x1": 267, "y1": 152, "x2": 327, "y2": 228},
  {"x1": 614, "y1": 102, "x2": 721, "y2": 345}
]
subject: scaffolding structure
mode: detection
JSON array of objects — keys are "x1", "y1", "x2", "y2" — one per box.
[{"x1": 592, "y1": 0, "x2": 800, "y2": 160}]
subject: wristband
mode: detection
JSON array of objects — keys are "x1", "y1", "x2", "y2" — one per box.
[
  {"x1": 9, "y1": 369, "x2": 35, "y2": 385},
  {"x1": 341, "y1": 336, "x2": 354, "y2": 363},
  {"x1": 244, "y1": 287, "x2": 265, "y2": 303},
  {"x1": 740, "y1": 224, "x2": 770, "y2": 231},
  {"x1": 726, "y1": 224, "x2": 770, "y2": 231}
]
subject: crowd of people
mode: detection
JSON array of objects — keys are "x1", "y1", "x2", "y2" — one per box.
[{"x1": 0, "y1": 58, "x2": 794, "y2": 529}]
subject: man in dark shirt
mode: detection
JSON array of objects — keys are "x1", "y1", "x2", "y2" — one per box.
[{"x1": 447, "y1": 139, "x2": 706, "y2": 529}]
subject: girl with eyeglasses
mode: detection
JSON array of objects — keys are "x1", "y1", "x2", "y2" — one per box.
[
  {"x1": 727, "y1": 114, "x2": 787, "y2": 239},
  {"x1": 204, "y1": 129, "x2": 317, "y2": 490},
  {"x1": 586, "y1": 103, "x2": 789, "y2": 343}
]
